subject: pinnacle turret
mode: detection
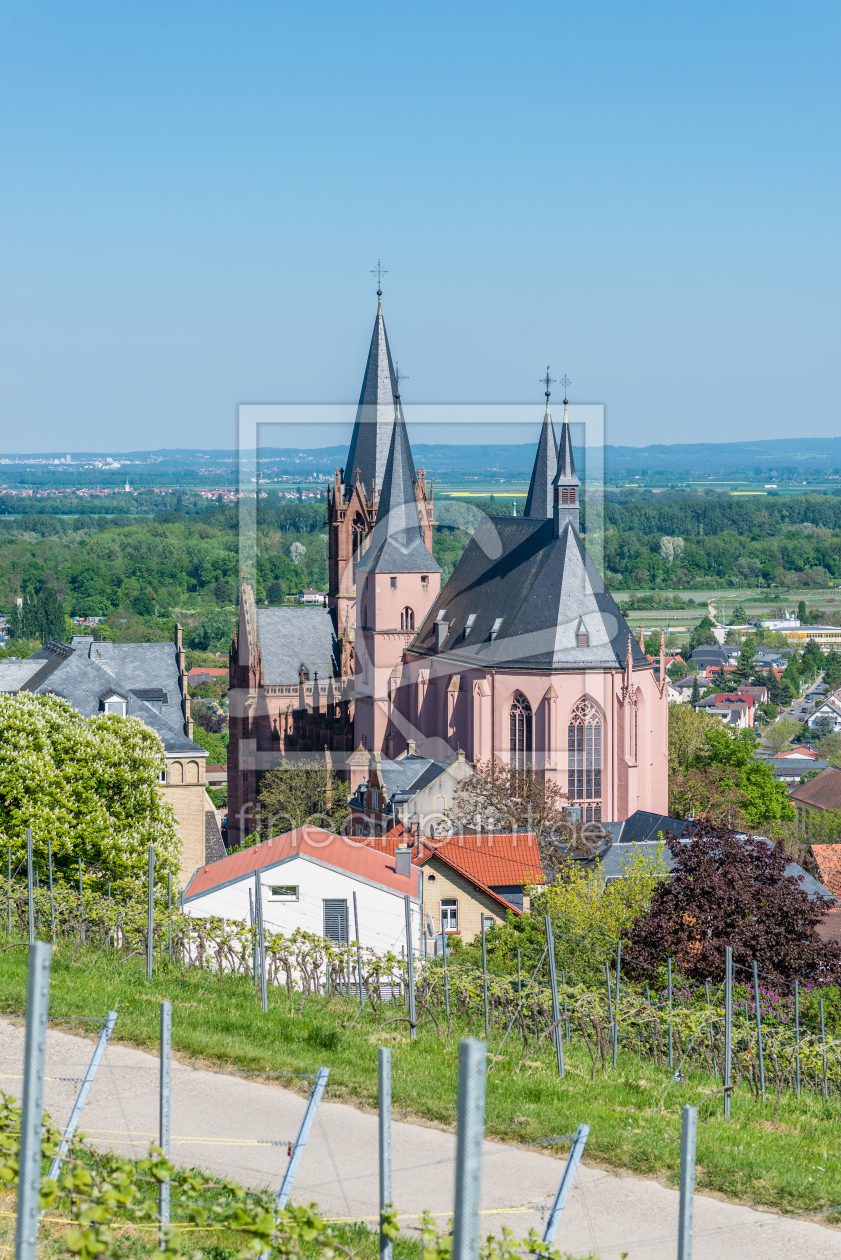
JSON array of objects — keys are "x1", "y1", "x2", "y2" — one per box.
[
  {"x1": 552, "y1": 394, "x2": 580, "y2": 536},
  {"x1": 524, "y1": 388, "x2": 559, "y2": 519},
  {"x1": 344, "y1": 301, "x2": 399, "y2": 501}
]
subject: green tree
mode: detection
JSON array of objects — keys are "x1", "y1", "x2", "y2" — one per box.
[
  {"x1": 190, "y1": 724, "x2": 229, "y2": 764},
  {"x1": 690, "y1": 674, "x2": 700, "y2": 704},
  {"x1": 189, "y1": 609, "x2": 234, "y2": 652},
  {"x1": 798, "y1": 599, "x2": 807, "y2": 622},
  {"x1": 0, "y1": 692, "x2": 180, "y2": 894},
  {"x1": 824, "y1": 651, "x2": 841, "y2": 690},
  {"x1": 737, "y1": 636, "x2": 757, "y2": 676},
  {"x1": 257, "y1": 759, "x2": 350, "y2": 836},
  {"x1": 731, "y1": 604, "x2": 747, "y2": 624},
  {"x1": 764, "y1": 716, "x2": 802, "y2": 755}
]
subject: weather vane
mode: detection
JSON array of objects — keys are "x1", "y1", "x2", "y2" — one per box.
[
  {"x1": 560, "y1": 374, "x2": 571, "y2": 402},
  {"x1": 541, "y1": 367, "x2": 555, "y2": 400},
  {"x1": 394, "y1": 361, "x2": 409, "y2": 398},
  {"x1": 370, "y1": 257, "x2": 388, "y2": 296}
]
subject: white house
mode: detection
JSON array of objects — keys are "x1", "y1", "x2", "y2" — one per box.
[
  {"x1": 181, "y1": 825, "x2": 421, "y2": 956},
  {"x1": 807, "y1": 694, "x2": 841, "y2": 733}
]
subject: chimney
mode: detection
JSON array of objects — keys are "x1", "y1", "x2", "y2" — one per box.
[
  {"x1": 395, "y1": 846, "x2": 412, "y2": 879},
  {"x1": 406, "y1": 739, "x2": 416, "y2": 756}
]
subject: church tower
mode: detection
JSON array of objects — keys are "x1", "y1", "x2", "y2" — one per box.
[
  {"x1": 524, "y1": 371, "x2": 559, "y2": 519},
  {"x1": 326, "y1": 286, "x2": 433, "y2": 646},
  {"x1": 354, "y1": 394, "x2": 441, "y2": 757},
  {"x1": 552, "y1": 392, "x2": 580, "y2": 535}
]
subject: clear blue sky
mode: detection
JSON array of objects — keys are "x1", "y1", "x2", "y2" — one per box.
[{"x1": 0, "y1": 0, "x2": 837, "y2": 452}]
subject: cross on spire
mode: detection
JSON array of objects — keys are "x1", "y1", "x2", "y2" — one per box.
[
  {"x1": 541, "y1": 367, "x2": 555, "y2": 400},
  {"x1": 370, "y1": 257, "x2": 388, "y2": 296},
  {"x1": 394, "y1": 361, "x2": 409, "y2": 399},
  {"x1": 560, "y1": 374, "x2": 571, "y2": 403}
]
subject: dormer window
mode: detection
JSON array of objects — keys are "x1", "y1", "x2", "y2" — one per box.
[
  {"x1": 489, "y1": 617, "x2": 504, "y2": 642},
  {"x1": 577, "y1": 629, "x2": 589, "y2": 648},
  {"x1": 464, "y1": 614, "x2": 477, "y2": 639},
  {"x1": 101, "y1": 692, "x2": 127, "y2": 717}
]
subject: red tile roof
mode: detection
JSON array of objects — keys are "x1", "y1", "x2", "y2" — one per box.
[
  {"x1": 811, "y1": 845, "x2": 841, "y2": 898},
  {"x1": 183, "y1": 826, "x2": 417, "y2": 900},
  {"x1": 790, "y1": 768, "x2": 841, "y2": 812},
  {"x1": 817, "y1": 905, "x2": 841, "y2": 942},
  {"x1": 419, "y1": 833, "x2": 544, "y2": 887}
]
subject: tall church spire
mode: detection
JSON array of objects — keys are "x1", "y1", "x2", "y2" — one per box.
[
  {"x1": 356, "y1": 396, "x2": 439, "y2": 576},
  {"x1": 552, "y1": 382, "x2": 580, "y2": 536},
  {"x1": 524, "y1": 369, "x2": 559, "y2": 519},
  {"x1": 344, "y1": 291, "x2": 399, "y2": 502}
]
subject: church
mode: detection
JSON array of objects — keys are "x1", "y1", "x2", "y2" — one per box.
[{"x1": 227, "y1": 295, "x2": 668, "y2": 847}]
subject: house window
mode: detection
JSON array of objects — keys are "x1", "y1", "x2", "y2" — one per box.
[
  {"x1": 509, "y1": 693, "x2": 532, "y2": 771},
  {"x1": 401, "y1": 607, "x2": 414, "y2": 631},
  {"x1": 271, "y1": 885, "x2": 299, "y2": 900},
  {"x1": 103, "y1": 695, "x2": 126, "y2": 717},
  {"x1": 441, "y1": 899, "x2": 458, "y2": 931},
  {"x1": 390, "y1": 577, "x2": 397, "y2": 589},
  {"x1": 323, "y1": 899, "x2": 349, "y2": 944},
  {"x1": 568, "y1": 699, "x2": 602, "y2": 813},
  {"x1": 421, "y1": 576, "x2": 429, "y2": 588},
  {"x1": 158, "y1": 769, "x2": 167, "y2": 783}
]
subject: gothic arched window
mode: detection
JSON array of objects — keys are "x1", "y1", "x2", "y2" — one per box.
[
  {"x1": 401, "y1": 607, "x2": 414, "y2": 631},
  {"x1": 568, "y1": 699, "x2": 602, "y2": 821},
  {"x1": 352, "y1": 514, "x2": 365, "y2": 564},
  {"x1": 509, "y1": 693, "x2": 532, "y2": 772}
]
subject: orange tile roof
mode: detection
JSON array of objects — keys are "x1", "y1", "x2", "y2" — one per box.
[
  {"x1": 419, "y1": 833, "x2": 544, "y2": 887},
  {"x1": 183, "y1": 826, "x2": 417, "y2": 900},
  {"x1": 811, "y1": 845, "x2": 841, "y2": 899}
]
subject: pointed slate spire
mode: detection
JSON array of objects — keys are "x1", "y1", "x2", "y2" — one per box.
[
  {"x1": 524, "y1": 393, "x2": 558, "y2": 519},
  {"x1": 344, "y1": 300, "x2": 399, "y2": 501},
  {"x1": 552, "y1": 392, "x2": 580, "y2": 536},
  {"x1": 356, "y1": 399, "x2": 440, "y2": 575}
]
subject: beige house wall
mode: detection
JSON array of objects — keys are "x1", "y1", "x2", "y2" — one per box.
[
  {"x1": 421, "y1": 856, "x2": 519, "y2": 945},
  {"x1": 159, "y1": 755, "x2": 207, "y2": 891}
]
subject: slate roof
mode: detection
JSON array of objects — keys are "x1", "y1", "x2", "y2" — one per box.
[
  {"x1": 344, "y1": 303, "x2": 399, "y2": 501},
  {"x1": 0, "y1": 659, "x2": 45, "y2": 691},
  {"x1": 609, "y1": 811, "x2": 689, "y2": 845},
  {"x1": 790, "y1": 767, "x2": 841, "y2": 812},
  {"x1": 355, "y1": 406, "x2": 439, "y2": 577},
  {"x1": 552, "y1": 406, "x2": 578, "y2": 487},
  {"x1": 5, "y1": 638, "x2": 204, "y2": 755},
  {"x1": 523, "y1": 403, "x2": 558, "y2": 519},
  {"x1": 410, "y1": 517, "x2": 651, "y2": 672},
  {"x1": 255, "y1": 607, "x2": 340, "y2": 684},
  {"x1": 182, "y1": 826, "x2": 419, "y2": 902},
  {"x1": 205, "y1": 811, "x2": 227, "y2": 864},
  {"x1": 772, "y1": 758, "x2": 829, "y2": 778},
  {"x1": 373, "y1": 752, "x2": 451, "y2": 803},
  {"x1": 598, "y1": 836, "x2": 835, "y2": 902}
]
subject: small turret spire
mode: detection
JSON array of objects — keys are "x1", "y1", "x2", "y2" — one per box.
[
  {"x1": 524, "y1": 368, "x2": 559, "y2": 519},
  {"x1": 551, "y1": 375, "x2": 580, "y2": 536}
]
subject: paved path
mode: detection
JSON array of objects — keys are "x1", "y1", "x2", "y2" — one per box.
[{"x1": 0, "y1": 1017, "x2": 838, "y2": 1260}]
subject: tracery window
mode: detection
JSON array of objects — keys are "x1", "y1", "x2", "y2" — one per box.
[
  {"x1": 509, "y1": 693, "x2": 532, "y2": 772},
  {"x1": 568, "y1": 699, "x2": 602, "y2": 821},
  {"x1": 401, "y1": 607, "x2": 414, "y2": 631}
]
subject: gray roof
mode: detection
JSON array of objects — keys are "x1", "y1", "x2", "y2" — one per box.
[
  {"x1": 523, "y1": 403, "x2": 558, "y2": 519},
  {"x1": 344, "y1": 304, "x2": 399, "y2": 500},
  {"x1": 410, "y1": 516, "x2": 651, "y2": 672},
  {"x1": 255, "y1": 607, "x2": 340, "y2": 684},
  {"x1": 376, "y1": 753, "x2": 450, "y2": 803},
  {"x1": 599, "y1": 833, "x2": 835, "y2": 903},
  {"x1": 772, "y1": 757, "x2": 829, "y2": 777},
  {"x1": 10, "y1": 639, "x2": 204, "y2": 755},
  {"x1": 0, "y1": 659, "x2": 45, "y2": 691},
  {"x1": 552, "y1": 408, "x2": 579, "y2": 487},
  {"x1": 356, "y1": 407, "x2": 439, "y2": 577}
]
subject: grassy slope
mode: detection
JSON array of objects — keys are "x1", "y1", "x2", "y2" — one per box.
[{"x1": 1, "y1": 946, "x2": 839, "y2": 1224}]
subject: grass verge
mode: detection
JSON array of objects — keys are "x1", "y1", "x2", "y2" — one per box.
[{"x1": 0, "y1": 944, "x2": 839, "y2": 1224}]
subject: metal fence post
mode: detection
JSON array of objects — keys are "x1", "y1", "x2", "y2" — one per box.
[
  {"x1": 147, "y1": 844, "x2": 155, "y2": 979},
  {"x1": 15, "y1": 941, "x2": 52, "y2": 1260},
  {"x1": 613, "y1": 942, "x2": 621, "y2": 1068},
  {"x1": 667, "y1": 956, "x2": 674, "y2": 1070},
  {"x1": 544, "y1": 915, "x2": 564, "y2": 1079},
  {"x1": 47, "y1": 837, "x2": 54, "y2": 943},
  {"x1": 378, "y1": 1048, "x2": 392, "y2": 1260},
  {"x1": 78, "y1": 857, "x2": 85, "y2": 946},
  {"x1": 159, "y1": 1001, "x2": 172, "y2": 1236},
  {"x1": 481, "y1": 916, "x2": 490, "y2": 1039},
  {"x1": 275, "y1": 1066, "x2": 330, "y2": 1210},
  {"x1": 541, "y1": 1123, "x2": 590, "y2": 1245},
  {"x1": 677, "y1": 1105, "x2": 698, "y2": 1260},
  {"x1": 751, "y1": 960, "x2": 766, "y2": 1103},
  {"x1": 724, "y1": 946, "x2": 732, "y2": 1121},
  {"x1": 403, "y1": 895, "x2": 416, "y2": 1039},
  {"x1": 26, "y1": 829, "x2": 34, "y2": 946},
  {"x1": 794, "y1": 979, "x2": 801, "y2": 1099},
  {"x1": 453, "y1": 1039, "x2": 487, "y2": 1260},
  {"x1": 255, "y1": 871, "x2": 268, "y2": 1013},
  {"x1": 353, "y1": 891, "x2": 365, "y2": 1010},
  {"x1": 167, "y1": 872, "x2": 172, "y2": 965},
  {"x1": 45, "y1": 1011, "x2": 118, "y2": 1194},
  {"x1": 248, "y1": 887, "x2": 258, "y2": 988}
]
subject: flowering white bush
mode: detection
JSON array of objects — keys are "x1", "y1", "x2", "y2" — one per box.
[{"x1": 0, "y1": 693, "x2": 180, "y2": 895}]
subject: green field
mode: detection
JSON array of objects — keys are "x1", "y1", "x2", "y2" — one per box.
[{"x1": 3, "y1": 945, "x2": 841, "y2": 1223}]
